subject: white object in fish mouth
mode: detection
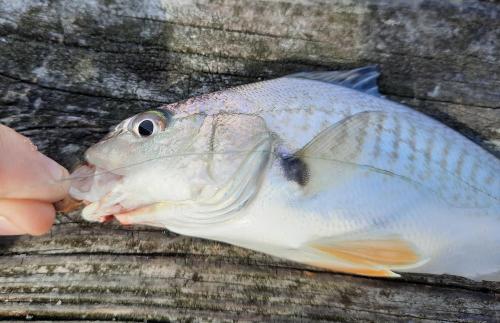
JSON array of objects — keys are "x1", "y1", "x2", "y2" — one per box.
[
  {"x1": 68, "y1": 66, "x2": 500, "y2": 281},
  {"x1": 68, "y1": 164, "x2": 124, "y2": 222}
]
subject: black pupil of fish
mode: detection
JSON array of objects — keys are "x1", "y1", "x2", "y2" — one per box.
[{"x1": 138, "y1": 119, "x2": 155, "y2": 137}]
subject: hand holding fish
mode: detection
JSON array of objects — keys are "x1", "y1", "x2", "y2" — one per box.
[{"x1": 0, "y1": 125, "x2": 69, "y2": 235}]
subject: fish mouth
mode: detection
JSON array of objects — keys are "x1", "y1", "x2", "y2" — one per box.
[
  {"x1": 65, "y1": 163, "x2": 166, "y2": 227},
  {"x1": 66, "y1": 163, "x2": 136, "y2": 224}
]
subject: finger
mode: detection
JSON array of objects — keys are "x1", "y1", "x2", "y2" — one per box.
[
  {"x1": 0, "y1": 124, "x2": 70, "y2": 202},
  {"x1": 0, "y1": 199, "x2": 55, "y2": 236}
]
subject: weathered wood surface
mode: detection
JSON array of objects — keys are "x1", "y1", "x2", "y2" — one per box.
[{"x1": 0, "y1": 0, "x2": 499, "y2": 321}]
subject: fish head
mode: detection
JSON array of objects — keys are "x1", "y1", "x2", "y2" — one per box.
[
  {"x1": 69, "y1": 109, "x2": 274, "y2": 234},
  {"x1": 70, "y1": 109, "x2": 212, "y2": 226}
]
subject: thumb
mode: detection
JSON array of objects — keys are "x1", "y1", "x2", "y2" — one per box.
[{"x1": 0, "y1": 124, "x2": 69, "y2": 202}]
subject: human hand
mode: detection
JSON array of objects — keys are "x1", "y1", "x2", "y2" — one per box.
[{"x1": 0, "y1": 124, "x2": 70, "y2": 235}]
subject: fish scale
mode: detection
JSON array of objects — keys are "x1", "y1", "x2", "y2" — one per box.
[
  {"x1": 366, "y1": 112, "x2": 497, "y2": 207},
  {"x1": 70, "y1": 66, "x2": 500, "y2": 280}
]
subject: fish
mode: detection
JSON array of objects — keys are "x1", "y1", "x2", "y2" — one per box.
[{"x1": 67, "y1": 66, "x2": 500, "y2": 280}]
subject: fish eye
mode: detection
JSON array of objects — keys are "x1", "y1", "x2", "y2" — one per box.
[
  {"x1": 130, "y1": 110, "x2": 171, "y2": 138},
  {"x1": 138, "y1": 119, "x2": 155, "y2": 137}
]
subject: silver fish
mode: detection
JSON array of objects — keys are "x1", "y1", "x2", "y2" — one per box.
[{"x1": 69, "y1": 66, "x2": 500, "y2": 280}]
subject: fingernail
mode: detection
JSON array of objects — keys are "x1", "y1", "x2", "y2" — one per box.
[
  {"x1": 0, "y1": 215, "x2": 25, "y2": 235},
  {"x1": 40, "y1": 154, "x2": 67, "y2": 181}
]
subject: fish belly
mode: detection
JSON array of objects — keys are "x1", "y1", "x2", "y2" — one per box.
[{"x1": 214, "y1": 163, "x2": 500, "y2": 280}]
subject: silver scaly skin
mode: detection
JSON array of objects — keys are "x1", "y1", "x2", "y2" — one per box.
[{"x1": 69, "y1": 66, "x2": 500, "y2": 280}]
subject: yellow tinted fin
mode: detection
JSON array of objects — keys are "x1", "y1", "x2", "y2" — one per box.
[
  {"x1": 307, "y1": 235, "x2": 425, "y2": 277},
  {"x1": 312, "y1": 238, "x2": 421, "y2": 267}
]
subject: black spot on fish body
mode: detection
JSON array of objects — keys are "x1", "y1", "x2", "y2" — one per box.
[{"x1": 280, "y1": 155, "x2": 309, "y2": 186}]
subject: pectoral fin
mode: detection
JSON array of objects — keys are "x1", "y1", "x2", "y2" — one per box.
[{"x1": 306, "y1": 235, "x2": 426, "y2": 277}]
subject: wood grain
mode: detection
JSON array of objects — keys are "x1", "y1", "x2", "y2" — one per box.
[{"x1": 0, "y1": 0, "x2": 498, "y2": 321}]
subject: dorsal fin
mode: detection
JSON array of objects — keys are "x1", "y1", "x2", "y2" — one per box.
[{"x1": 287, "y1": 65, "x2": 382, "y2": 97}]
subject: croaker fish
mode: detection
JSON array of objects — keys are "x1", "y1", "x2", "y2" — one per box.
[{"x1": 68, "y1": 66, "x2": 500, "y2": 280}]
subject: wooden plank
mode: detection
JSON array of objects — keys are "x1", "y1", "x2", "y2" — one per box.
[{"x1": 0, "y1": 0, "x2": 498, "y2": 321}]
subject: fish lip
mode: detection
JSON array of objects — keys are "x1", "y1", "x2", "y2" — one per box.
[
  {"x1": 92, "y1": 203, "x2": 158, "y2": 226},
  {"x1": 68, "y1": 162, "x2": 124, "y2": 214},
  {"x1": 69, "y1": 162, "x2": 123, "y2": 195},
  {"x1": 110, "y1": 205, "x2": 156, "y2": 225},
  {"x1": 69, "y1": 162, "x2": 163, "y2": 226}
]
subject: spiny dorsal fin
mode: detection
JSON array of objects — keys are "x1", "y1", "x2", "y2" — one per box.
[{"x1": 287, "y1": 65, "x2": 382, "y2": 97}]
